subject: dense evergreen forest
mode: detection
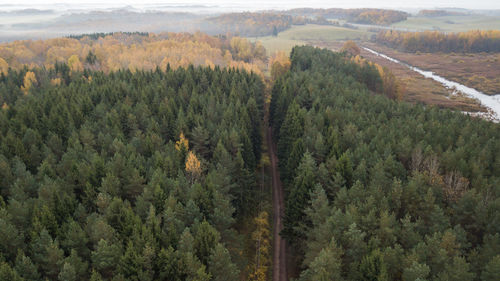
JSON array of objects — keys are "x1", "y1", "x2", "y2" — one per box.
[
  {"x1": 0, "y1": 65, "x2": 266, "y2": 280},
  {"x1": 270, "y1": 46, "x2": 500, "y2": 281},
  {"x1": 375, "y1": 30, "x2": 500, "y2": 53},
  {"x1": 1, "y1": 29, "x2": 500, "y2": 281}
]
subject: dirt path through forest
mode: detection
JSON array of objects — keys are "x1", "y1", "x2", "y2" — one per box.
[{"x1": 267, "y1": 127, "x2": 288, "y2": 281}]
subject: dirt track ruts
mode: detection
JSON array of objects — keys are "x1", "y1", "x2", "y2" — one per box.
[{"x1": 268, "y1": 126, "x2": 288, "y2": 281}]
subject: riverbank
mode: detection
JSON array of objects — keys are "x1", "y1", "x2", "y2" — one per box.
[
  {"x1": 363, "y1": 43, "x2": 500, "y2": 96},
  {"x1": 363, "y1": 46, "x2": 500, "y2": 122},
  {"x1": 313, "y1": 40, "x2": 485, "y2": 112}
]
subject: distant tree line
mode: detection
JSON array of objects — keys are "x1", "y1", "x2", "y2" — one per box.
[
  {"x1": 207, "y1": 12, "x2": 340, "y2": 37},
  {"x1": 208, "y1": 13, "x2": 295, "y2": 37},
  {"x1": 0, "y1": 32, "x2": 266, "y2": 76},
  {"x1": 286, "y1": 8, "x2": 409, "y2": 26},
  {"x1": 270, "y1": 46, "x2": 500, "y2": 281},
  {"x1": 417, "y1": 10, "x2": 468, "y2": 17},
  {"x1": 68, "y1": 32, "x2": 150, "y2": 40},
  {"x1": 375, "y1": 30, "x2": 500, "y2": 53}
]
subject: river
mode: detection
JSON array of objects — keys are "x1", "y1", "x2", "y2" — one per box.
[{"x1": 363, "y1": 47, "x2": 500, "y2": 122}]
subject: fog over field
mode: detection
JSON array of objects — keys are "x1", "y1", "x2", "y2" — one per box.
[
  {"x1": 2, "y1": 0, "x2": 500, "y2": 11},
  {"x1": 1, "y1": 0, "x2": 499, "y2": 42}
]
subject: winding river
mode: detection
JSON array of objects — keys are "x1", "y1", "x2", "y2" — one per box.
[{"x1": 363, "y1": 47, "x2": 500, "y2": 122}]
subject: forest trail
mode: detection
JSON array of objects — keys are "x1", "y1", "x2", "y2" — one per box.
[{"x1": 268, "y1": 127, "x2": 288, "y2": 281}]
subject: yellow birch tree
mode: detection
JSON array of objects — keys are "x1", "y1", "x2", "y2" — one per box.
[
  {"x1": 249, "y1": 211, "x2": 271, "y2": 281},
  {"x1": 68, "y1": 55, "x2": 84, "y2": 72},
  {"x1": 175, "y1": 132, "x2": 189, "y2": 151},
  {"x1": 0, "y1": 57, "x2": 8, "y2": 75},
  {"x1": 185, "y1": 151, "x2": 202, "y2": 182},
  {"x1": 21, "y1": 71, "x2": 37, "y2": 94}
]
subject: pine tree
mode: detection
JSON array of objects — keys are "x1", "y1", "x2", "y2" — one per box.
[
  {"x1": 0, "y1": 216, "x2": 22, "y2": 260},
  {"x1": 0, "y1": 262, "x2": 23, "y2": 281},
  {"x1": 299, "y1": 239, "x2": 344, "y2": 281},
  {"x1": 208, "y1": 243, "x2": 239, "y2": 281},
  {"x1": 89, "y1": 270, "x2": 104, "y2": 281},
  {"x1": 59, "y1": 262, "x2": 77, "y2": 281},
  {"x1": 481, "y1": 255, "x2": 500, "y2": 281},
  {"x1": 91, "y1": 239, "x2": 122, "y2": 278},
  {"x1": 31, "y1": 229, "x2": 64, "y2": 280},
  {"x1": 436, "y1": 256, "x2": 475, "y2": 281},
  {"x1": 118, "y1": 241, "x2": 142, "y2": 279},
  {"x1": 156, "y1": 246, "x2": 187, "y2": 281},
  {"x1": 14, "y1": 250, "x2": 40, "y2": 281},
  {"x1": 402, "y1": 261, "x2": 430, "y2": 281},
  {"x1": 194, "y1": 221, "x2": 220, "y2": 266},
  {"x1": 283, "y1": 152, "x2": 317, "y2": 243},
  {"x1": 359, "y1": 249, "x2": 389, "y2": 281},
  {"x1": 64, "y1": 250, "x2": 89, "y2": 281},
  {"x1": 303, "y1": 186, "x2": 331, "y2": 266}
]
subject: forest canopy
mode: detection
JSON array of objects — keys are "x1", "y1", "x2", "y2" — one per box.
[
  {"x1": 0, "y1": 32, "x2": 267, "y2": 75},
  {"x1": 270, "y1": 46, "x2": 500, "y2": 281},
  {"x1": 0, "y1": 63, "x2": 266, "y2": 280}
]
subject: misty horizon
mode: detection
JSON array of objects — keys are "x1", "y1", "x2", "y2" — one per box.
[{"x1": 1, "y1": 0, "x2": 500, "y2": 13}]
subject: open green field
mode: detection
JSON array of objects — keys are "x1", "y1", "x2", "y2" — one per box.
[
  {"x1": 249, "y1": 24, "x2": 373, "y2": 55},
  {"x1": 391, "y1": 15, "x2": 500, "y2": 32}
]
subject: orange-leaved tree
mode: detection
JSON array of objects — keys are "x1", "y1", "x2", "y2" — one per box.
[
  {"x1": 248, "y1": 211, "x2": 271, "y2": 281},
  {"x1": 21, "y1": 71, "x2": 37, "y2": 95},
  {"x1": 185, "y1": 151, "x2": 202, "y2": 183},
  {"x1": 341, "y1": 40, "x2": 361, "y2": 57},
  {"x1": 269, "y1": 51, "x2": 291, "y2": 81},
  {"x1": 175, "y1": 132, "x2": 189, "y2": 151}
]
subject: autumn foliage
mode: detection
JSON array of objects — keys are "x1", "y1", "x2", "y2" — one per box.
[
  {"x1": 185, "y1": 151, "x2": 202, "y2": 182},
  {"x1": 68, "y1": 54, "x2": 83, "y2": 72},
  {"x1": 209, "y1": 12, "x2": 295, "y2": 37},
  {"x1": 0, "y1": 32, "x2": 266, "y2": 75},
  {"x1": 376, "y1": 30, "x2": 500, "y2": 53},
  {"x1": 21, "y1": 71, "x2": 37, "y2": 94},
  {"x1": 268, "y1": 51, "x2": 291, "y2": 81},
  {"x1": 175, "y1": 132, "x2": 189, "y2": 151},
  {"x1": 248, "y1": 211, "x2": 271, "y2": 281},
  {"x1": 0, "y1": 57, "x2": 8, "y2": 75},
  {"x1": 208, "y1": 12, "x2": 339, "y2": 37},
  {"x1": 341, "y1": 40, "x2": 361, "y2": 56}
]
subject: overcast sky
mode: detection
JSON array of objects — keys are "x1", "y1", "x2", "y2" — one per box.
[{"x1": 0, "y1": 0, "x2": 499, "y2": 10}]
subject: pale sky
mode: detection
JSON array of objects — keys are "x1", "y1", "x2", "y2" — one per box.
[{"x1": 1, "y1": 0, "x2": 499, "y2": 10}]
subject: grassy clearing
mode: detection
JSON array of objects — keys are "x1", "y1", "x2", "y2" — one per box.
[
  {"x1": 249, "y1": 23, "x2": 493, "y2": 113},
  {"x1": 252, "y1": 37, "x2": 306, "y2": 56},
  {"x1": 392, "y1": 15, "x2": 500, "y2": 32},
  {"x1": 249, "y1": 24, "x2": 373, "y2": 55}
]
